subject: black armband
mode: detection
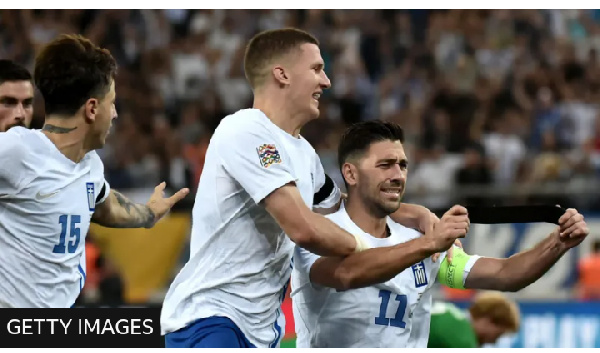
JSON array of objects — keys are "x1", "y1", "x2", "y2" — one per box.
[
  {"x1": 314, "y1": 174, "x2": 335, "y2": 205},
  {"x1": 467, "y1": 205, "x2": 565, "y2": 225},
  {"x1": 95, "y1": 184, "x2": 107, "y2": 204}
]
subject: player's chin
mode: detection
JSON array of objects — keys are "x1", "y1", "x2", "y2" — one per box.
[
  {"x1": 378, "y1": 200, "x2": 402, "y2": 214},
  {"x1": 309, "y1": 102, "x2": 321, "y2": 117},
  {"x1": 98, "y1": 134, "x2": 109, "y2": 147}
]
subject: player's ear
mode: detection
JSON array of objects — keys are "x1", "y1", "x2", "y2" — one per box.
[
  {"x1": 342, "y1": 162, "x2": 358, "y2": 187},
  {"x1": 272, "y1": 65, "x2": 290, "y2": 87},
  {"x1": 83, "y1": 98, "x2": 98, "y2": 123}
]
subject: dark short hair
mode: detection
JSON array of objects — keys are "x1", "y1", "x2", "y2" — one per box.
[
  {"x1": 338, "y1": 120, "x2": 405, "y2": 169},
  {"x1": 34, "y1": 34, "x2": 117, "y2": 116},
  {"x1": 244, "y1": 28, "x2": 319, "y2": 89},
  {"x1": 0, "y1": 60, "x2": 32, "y2": 85}
]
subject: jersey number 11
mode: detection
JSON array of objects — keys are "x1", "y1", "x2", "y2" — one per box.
[{"x1": 375, "y1": 289, "x2": 407, "y2": 328}]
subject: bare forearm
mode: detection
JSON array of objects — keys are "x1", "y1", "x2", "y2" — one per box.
[
  {"x1": 500, "y1": 232, "x2": 567, "y2": 291},
  {"x1": 299, "y1": 213, "x2": 357, "y2": 257},
  {"x1": 311, "y1": 237, "x2": 437, "y2": 290},
  {"x1": 467, "y1": 231, "x2": 567, "y2": 291},
  {"x1": 92, "y1": 190, "x2": 156, "y2": 228},
  {"x1": 337, "y1": 237, "x2": 436, "y2": 289},
  {"x1": 390, "y1": 203, "x2": 429, "y2": 231}
]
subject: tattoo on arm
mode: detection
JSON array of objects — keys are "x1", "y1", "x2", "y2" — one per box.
[
  {"x1": 42, "y1": 124, "x2": 77, "y2": 134},
  {"x1": 93, "y1": 190, "x2": 155, "y2": 228},
  {"x1": 112, "y1": 191, "x2": 155, "y2": 228}
]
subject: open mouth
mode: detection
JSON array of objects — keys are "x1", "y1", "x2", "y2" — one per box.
[
  {"x1": 381, "y1": 188, "x2": 402, "y2": 198},
  {"x1": 312, "y1": 92, "x2": 321, "y2": 104}
]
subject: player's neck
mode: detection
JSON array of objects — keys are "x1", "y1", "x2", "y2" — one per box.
[
  {"x1": 42, "y1": 117, "x2": 90, "y2": 163},
  {"x1": 345, "y1": 197, "x2": 389, "y2": 238},
  {"x1": 253, "y1": 94, "x2": 305, "y2": 138}
]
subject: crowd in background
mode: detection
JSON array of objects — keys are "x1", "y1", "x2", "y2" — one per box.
[
  {"x1": 3, "y1": 9, "x2": 600, "y2": 303},
  {"x1": 3, "y1": 9, "x2": 600, "y2": 210}
]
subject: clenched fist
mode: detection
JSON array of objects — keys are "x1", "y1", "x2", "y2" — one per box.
[
  {"x1": 557, "y1": 208, "x2": 589, "y2": 249},
  {"x1": 426, "y1": 205, "x2": 470, "y2": 253}
]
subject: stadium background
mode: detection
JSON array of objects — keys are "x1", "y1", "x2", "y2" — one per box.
[{"x1": 3, "y1": 9, "x2": 600, "y2": 348}]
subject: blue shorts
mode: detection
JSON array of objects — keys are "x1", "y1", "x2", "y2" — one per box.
[{"x1": 165, "y1": 316, "x2": 256, "y2": 348}]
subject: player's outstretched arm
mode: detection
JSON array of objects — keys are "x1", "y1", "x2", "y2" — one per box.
[
  {"x1": 464, "y1": 208, "x2": 589, "y2": 292},
  {"x1": 307, "y1": 205, "x2": 469, "y2": 291},
  {"x1": 92, "y1": 182, "x2": 189, "y2": 229}
]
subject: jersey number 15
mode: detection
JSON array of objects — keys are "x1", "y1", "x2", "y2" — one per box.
[{"x1": 53, "y1": 214, "x2": 81, "y2": 254}]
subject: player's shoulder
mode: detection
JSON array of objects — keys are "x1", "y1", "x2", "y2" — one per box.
[
  {"x1": 324, "y1": 205, "x2": 347, "y2": 222},
  {"x1": 84, "y1": 150, "x2": 103, "y2": 165},
  {"x1": 215, "y1": 109, "x2": 271, "y2": 137},
  {"x1": 0, "y1": 126, "x2": 32, "y2": 143},
  {"x1": 0, "y1": 127, "x2": 41, "y2": 158},
  {"x1": 324, "y1": 204, "x2": 357, "y2": 230},
  {"x1": 387, "y1": 217, "x2": 422, "y2": 240}
]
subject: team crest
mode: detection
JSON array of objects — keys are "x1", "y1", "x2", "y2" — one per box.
[
  {"x1": 86, "y1": 183, "x2": 95, "y2": 211},
  {"x1": 256, "y1": 144, "x2": 282, "y2": 168},
  {"x1": 412, "y1": 261, "x2": 428, "y2": 288}
]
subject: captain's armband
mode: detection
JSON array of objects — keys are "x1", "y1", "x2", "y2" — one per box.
[{"x1": 437, "y1": 247, "x2": 474, "y2": 289}]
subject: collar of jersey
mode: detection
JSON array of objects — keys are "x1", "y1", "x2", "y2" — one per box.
[{"x1": 337, "y1": 201, "x2": 399, "y2": 246}]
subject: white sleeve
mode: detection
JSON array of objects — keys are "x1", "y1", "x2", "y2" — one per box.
[
  {"x1": 96, "y1": 180, "x2": 111, "y2": 205},
  {"x1": 312, "y1": 153, "x2": 327, "y2": 192},
  {"x1": 214, "y1": 122, "x2": 296, "y2": 204},
  {"x1": 312, "y1": 153, "x2": 341, "y2": 209},
  {"x1": 89, "y1": 152, "x2": 111, "y2": 205},
  {"x1": 294, "y1": 245, "x2": 321, "y2": 276},
  {"x1": 461, "y1": 254, "x2": 482, "y2": 286},
  {"x1": 0, "y1": 132, "x2": 27, "y2": 196}
]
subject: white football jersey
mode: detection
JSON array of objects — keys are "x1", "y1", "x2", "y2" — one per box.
[
  {"x1": 292, "y1": 204, "x2": 480, "y2": 348},
  {"x1": 161, "y1": 109, "x2": 334, "y2": 348},
  {"x1": 0, "y1": 127, "x2": 110, "y2": 308}
]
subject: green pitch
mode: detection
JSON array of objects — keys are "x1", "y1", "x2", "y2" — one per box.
[{"x1": 281, "y1": 338, "x2": 296, "y2": 348}]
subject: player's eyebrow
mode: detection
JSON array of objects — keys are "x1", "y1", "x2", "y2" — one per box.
[
  {"x1": 376, "y1": 157, "x2": 408, "y2": 165},
  {"x1": 0, "y1": 95, "x2": 33, "y2": 104}
]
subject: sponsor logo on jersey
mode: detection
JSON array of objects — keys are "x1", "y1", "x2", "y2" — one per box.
[
  {"x1": 257, "y1": 144, "x2": 282, "y2": 168},
  {"x1": 35, "y1": 190, "x2": 59, "y2": 200},
  {"x1": 86, "y1": 183, "x2": 95, "y2": 211},
  {"x1": 412, "y1": 261, "x2": 428, "y2": 288}
]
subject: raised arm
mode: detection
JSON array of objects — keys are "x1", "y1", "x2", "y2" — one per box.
[
  {"x1": 304, "y1": 205, "x2": 469, "y2": 291},
  {"x1": 464, "y1": 208, "x2": 588, "y2": 292},
  {"x1": 92, "y1": 182, "x2": 189, "y2": 228}
]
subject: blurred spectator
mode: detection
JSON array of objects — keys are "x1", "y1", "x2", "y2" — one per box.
[
  {"x1": 96, "y1": 255, "x2": 125, "y2": 306},
  {"x1": 9, "y1": 8, "x2": 600, "y2": 310},
  {"x1": 483, "y1": 109, "x2": 527, "y2": 185},
  {"x1": 577, "y1": 240, "x2": 600, "y2": 300},
  {"x1": 455, "y1": 142, "x2": 493, "y2": 206},
  {"x1": 3, "y1": 9, "x2": 600, "y2": 226},
  {"x1": 407, "y1": 142, "x2": 462, "y2": 209}
]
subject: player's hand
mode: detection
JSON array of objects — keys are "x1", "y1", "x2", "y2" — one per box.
[
  {"x1": 419, "y1": 210, "x2": 440, "y2": 236},
  {"x1": 426, "y1": 205, "x2": 469, "y2": 253},
  {"x1": 557, "y1": 208, "x2": 589, "y2": 249},
  {"x1": 146, "y1": 182, "x2": 190, "y2": 223},
  {"x1": 432, "y1": 239, "x2": 463, "y2": 263}
]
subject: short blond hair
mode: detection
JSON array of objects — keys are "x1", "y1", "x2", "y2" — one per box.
[
  {"x1": 469, "y1": 291, "x2": 520, "y2": 332},
  {"x1": 243, "y1": 28, "x2": 319, "y2": 90}
]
